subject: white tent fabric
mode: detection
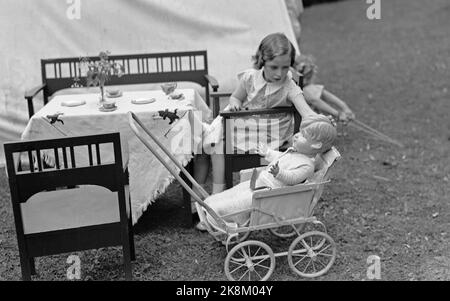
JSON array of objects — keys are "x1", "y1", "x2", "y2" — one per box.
[{"x1": 0, "y1": 0, "x2": 299, "y2": 165}]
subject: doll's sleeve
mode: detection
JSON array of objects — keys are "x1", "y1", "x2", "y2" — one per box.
[
  {"x1": 265, "y1": 149, "x2": 283, "y2": 163},
  {"x1": 275, "y1": 163, "x2": 314, "y2": 186}
]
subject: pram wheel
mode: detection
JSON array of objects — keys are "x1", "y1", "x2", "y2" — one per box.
[
  {"x1": 269, "y1": 224, "x2": 305, "y2": 238},
  {"x1": 288, "y1": 231, "x2": 336, "y2": 278},
  {"x1": 270, "y1": 221, "x2": 328, "y2": 238},
  {"x1": 224, "y1": 240, "x2": 275, "y2": 281},
  {"x1": 226, "y1": 230, "x2": 251, "y2": 246}
]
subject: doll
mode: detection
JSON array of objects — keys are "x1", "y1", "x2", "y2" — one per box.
[{"x1": 197, "y1": 114, "x2": 337, "y2": 230}]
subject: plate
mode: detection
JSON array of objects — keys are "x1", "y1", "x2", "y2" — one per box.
[
  {"x1": 169, "y1": 93, "x2": 185, "y2": 100},
  {"x1": 61, "y1": 100, "x2": 86, "y2": 107},
  {"x1": 106, "y1": 91, "x2": 123, "y2": 98},
  {"x1": 99, "y1": 105, "x2": 118, "y2": 112},
  {"x1": 131, "y1": 98, "x2": 156, "y2": 105}
]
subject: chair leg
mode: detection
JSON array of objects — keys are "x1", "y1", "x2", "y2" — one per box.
[
  {"x1": 126, "y1": 192, "x2": 136, "y2": 261},
  {"x1": 225, "y1": 155, "x2": 233, "y2": 189},
  {"x1": 19, "y1": 253, "x2": 32, "y2": 281},
  {"x1": 29, "y1": 257, "x2": 36, "y2": 275},
  {"x1": 122, "y1": 235, "x2": 133, "y2": 280}
]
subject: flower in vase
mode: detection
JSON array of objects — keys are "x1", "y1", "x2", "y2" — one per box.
[{"x1": 80, "y1": 51, "x2": 124, "y2": 102}]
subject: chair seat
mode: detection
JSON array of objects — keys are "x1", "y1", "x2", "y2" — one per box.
[{"x1": 21, "y1": 185, "x2": 129, "y2": 234}]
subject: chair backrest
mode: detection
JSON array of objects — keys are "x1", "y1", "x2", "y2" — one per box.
[
  {"x1": 41, "y1": 51, "x2": 213, "y2": 104},
  {"x1": 213, "y1": 71, "x2": 303, "y2": 117},
  {"x1": 219, "y1": 73, "x2": 304, "y2": 157},
  {"x1": 4, "y1": 133, "x2": 126, "y2": 233}
]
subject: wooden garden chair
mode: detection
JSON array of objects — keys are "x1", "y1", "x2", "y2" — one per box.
[{"x1": 3, "y1": 132, "x2": 135, "y2": 280}]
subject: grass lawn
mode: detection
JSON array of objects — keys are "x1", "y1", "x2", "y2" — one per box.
[{"x1": 1, "y1": 0, "x2": 449, "y2": 281}]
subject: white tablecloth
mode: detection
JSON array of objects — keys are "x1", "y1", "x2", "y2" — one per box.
[{"x1": 21, "y1": 89, "x2": 211, "y2": 224}]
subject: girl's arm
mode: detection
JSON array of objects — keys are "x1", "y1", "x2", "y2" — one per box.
[
  {"x1": 321, "y1": 89, "x2": 355, "y2": 121},
  {"x1": 290, "y1": 92, "x2": 318, "y2": 118},
  {"x1": 228, "y1": 81, "x2": 247, "y2": 111},
  {"x1": 305, "y1": 95, "x2": 340, "y2": 118}
]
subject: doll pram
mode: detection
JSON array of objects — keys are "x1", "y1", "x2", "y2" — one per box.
[{"x1": 128, "y1": 111, "x2": 341, "y2": 281}]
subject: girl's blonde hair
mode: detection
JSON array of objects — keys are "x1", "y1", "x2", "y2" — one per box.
[
  {"x1": 294, "y1": 54, "x2": 318, "y2": 85},
  {"x1": 252, "y1": 33, "x2": 296, "y2": 69}
]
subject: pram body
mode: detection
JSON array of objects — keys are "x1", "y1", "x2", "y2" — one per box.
[{"x1": 128, "y1": 111, "x2": 341, "y2": 281}]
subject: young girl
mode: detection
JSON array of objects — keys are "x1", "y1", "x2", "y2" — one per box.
[
  {"x1": 294, "y1": 54, "x2": 355, "y2": 123},
  {"x1": 195, "y1": 32, "x2": 318, "y2": 196}
]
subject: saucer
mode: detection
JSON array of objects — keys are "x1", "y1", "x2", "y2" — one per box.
[
  {"x1": 169, "y1": 93, "x2": 184, "y2": 100},
  {"x1": 131, "y1": 98, "x2": 156, "y2": 105},
  {"x1": 99, "y1": 105, "x2": 118, "y2": 112},
  {"x1": 106, "y1": 91, "x2": 123, "y2": 98},
  {"x1": 61, "y1": 100, "x2": 86, "y2": 107}
]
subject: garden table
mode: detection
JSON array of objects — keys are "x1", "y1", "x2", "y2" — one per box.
[{"x1": 21, "y1": 88, "x2": 211, "y2": 224}]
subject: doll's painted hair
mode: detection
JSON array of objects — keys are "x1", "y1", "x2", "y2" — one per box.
[
  {"x1": 294, "y1": 54, "x2": 318, "y2": 85},
  {"x1": 252, "y1": 33, "x2": 296, "y2": 69},
  {"x1": 300, "y1": 114, "x2": 337, "y2": 153}
]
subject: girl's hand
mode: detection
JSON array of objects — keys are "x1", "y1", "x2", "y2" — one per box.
[
  {"x1": 338, "y1": 109, "x2": 355, "y2": 124},
  {"x1": 228, "y1": 98, "x2": 242, "y2": 111},
  {"x1": 268, "y1": 161, "x2": 280, "y2": 177},
  {"x1": 256, "y1": 143, "x2": 268, "y2": 156},
  {"x1": 324, "y1": 115, "x2": 337, "y2": 127},
  {"x1": 344, "y1": 108, "x2": 355, "y2": 121}
]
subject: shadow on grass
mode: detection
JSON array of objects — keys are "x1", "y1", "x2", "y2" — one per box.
[{"x1": 133, "y1": 182, "x2": 192, "y2": 234}]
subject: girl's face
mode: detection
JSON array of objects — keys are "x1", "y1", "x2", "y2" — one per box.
[{"x1": 263, "y1": 54, "x2": 291, "y2": 83}]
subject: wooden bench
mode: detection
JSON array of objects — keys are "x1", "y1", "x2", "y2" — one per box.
[{"x1": 24, "y1": 50, "x2": 219, "y2": 118}]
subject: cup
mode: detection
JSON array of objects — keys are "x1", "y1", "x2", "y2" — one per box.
[
  {"x1": 102, "y1": 100, "x2": 116, "y2": 109},
  {"x1": 161, "y1": 82, "x2": 177, "y2": 96},
  {"x1": 106, "y1": 89, "x2": 120, "y2": 96}
]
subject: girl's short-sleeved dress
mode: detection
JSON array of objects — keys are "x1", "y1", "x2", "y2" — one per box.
[
  {"x1": 302, "y1": 84, "x2": 325, "y2": 101},
  {"x1": 226, "y1": 68, "x2": 303, "y2": 152}
]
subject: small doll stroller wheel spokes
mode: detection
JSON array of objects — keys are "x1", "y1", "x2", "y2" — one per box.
[
  {"x1": 288, "y1": 231, "x2": 336, "y2": 278},
  {"x1": 224, "y1": 240, "x2": 275, "y2": 281},
  {"x1": 225, "y1": 230, "x2": 251, "y2": 248},
  {"x1": 269, "y1": 223, "x2": 306, "y2": 238},
  {"x1": 269, "y1": 220, "x2": 327, "y2": 238}
]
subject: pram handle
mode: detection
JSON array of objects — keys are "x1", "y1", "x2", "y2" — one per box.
[{"x1": 127, "y1": 111, "x2": 228, "y2": 229}]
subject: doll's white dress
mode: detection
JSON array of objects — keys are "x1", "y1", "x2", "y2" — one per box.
[{"x1": 204, "y1": 148, "x2": 314, "y2": 226}]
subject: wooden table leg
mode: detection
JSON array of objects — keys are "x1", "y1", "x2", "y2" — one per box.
[{"x1": 181, "y1": 160, "x2": 194, "y2": 228}]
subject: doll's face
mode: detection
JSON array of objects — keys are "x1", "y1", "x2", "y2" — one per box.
[
  {"x1": 292, "y1": 130, "x2": 319, "y2": 155},
  {"x1": 263, "y1": 54, "x2": 291, "y2": 83}
]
